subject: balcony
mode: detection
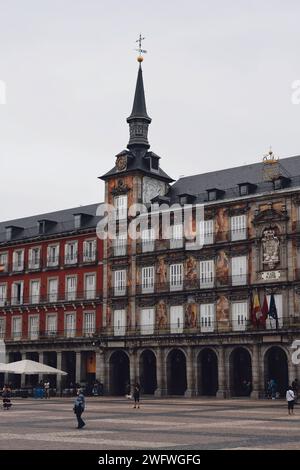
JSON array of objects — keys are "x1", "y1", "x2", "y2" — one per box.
[
  {"x1": 3, "y1": 328, "x2": 102, "y2": 342},
  {"x1": 135, "y1": 275, "x2": 250, "y2": 295},
  {"x1": 0, "y1": 290, "x2": 102, "y2": 308},
  {"x1": 109, "y1": 286, "x2": 128, "y2": 298}
]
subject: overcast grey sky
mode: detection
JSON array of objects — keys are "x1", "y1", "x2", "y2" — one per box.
[{"x1": 0, "y1": 0, "x2": 300, "y2": 221}]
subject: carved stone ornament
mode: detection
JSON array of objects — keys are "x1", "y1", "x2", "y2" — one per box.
[
  {"x1": 116, "y1": 154, "x2": 127, "y2": 172},
  {"x1": 111, "y1": 179, "x2": 130, "y2": 196},
  {"x1": 262, "y1": 229, "x2": 280, "y2": 269}
]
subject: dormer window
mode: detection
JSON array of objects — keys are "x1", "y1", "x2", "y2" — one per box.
[
  {"x1": 273, "y1": 176, "x2": 290, "y2": 190},
  {"x1": 38, "y1": 219, "x2": 56, "y2": 235},
  {"x1": 151, "y1": 156, "x2": 159, "y2": 172},
  {"x1": 74, "y1": 214, "x2": 82, "y2": 229},
  {"x1": 238, "y1": 182, "x2": 257, "y2": 197},
  {"x1": 207, "y1": 188, "x2": 225, "y2": 202},
  {"x1": 5, "y1": 225, "x2": 23, "y2": 241},
  {"x1": 5, "y1": 227, "x2": 12, "y2": 241},
  {"x1": 239, "y1": 184, "x2": 249, "y2": 196},
  {"x1": 178, "y1": 193, "x2": 196, "y2": 205},
  {"x1": 38, "y1": 221, "x2": 46, "y2": 234},
  {"x1": 208, "y1": 190, "x2": 217, "y2": 201}
]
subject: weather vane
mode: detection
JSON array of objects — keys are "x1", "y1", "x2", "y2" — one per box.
[{"x1": 135, "y1": 33, "x2": 147, "y2": 63}]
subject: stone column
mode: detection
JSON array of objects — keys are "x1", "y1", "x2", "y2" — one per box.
[
  {"x1": 96, "y1": 350, "x2": 105, "y2": 383},
  {"x1": 251, "y1": 343, "x2": 261, "y2": 399},
  {"x1": 20, "y1": 352, "x2": 26, "y2": 387},
  {"x1": 75, "y1": 351, "x2": 82, "y2": 385},
  {"x1": 129, "y1": 349, "x2": 137, "y2": 393},
  {"x1": 155, "y1": 347, "x2": 165, "y2": 397},
  {"x1": 4, "y1": 352, "x2": 9, "y2": 385},
  {"x1": 185, "y1": 347, "x2": 195, "y2": 397},
  {"x1": 38, "y1": 351, "x2": 44, "y2": 385},
  {"x1": 56, "y1": 351, "x2": 62, "y2": 396},
  {"x1": 216, "y1": 346, "x2": 227, "y2": 398}
]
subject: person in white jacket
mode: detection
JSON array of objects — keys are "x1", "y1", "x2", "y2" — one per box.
[{"x1": 286, "y1": 386, "x2": 295, "y2": 415}]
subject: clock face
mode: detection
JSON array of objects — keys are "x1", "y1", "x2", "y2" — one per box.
[{"x1": 143, "y1": 177, "x2": 165, "y2": 203}]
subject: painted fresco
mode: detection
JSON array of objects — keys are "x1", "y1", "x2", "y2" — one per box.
[
  {"x1": 156, "y1": 300, "x2": 168, "y2": 328},
  {"x1": 215, "y1": 208, "x2": 229, "y2": 242},
  {"x1": 185, "y1": 303, "x2": 197, "y2": 328},
  {"x1": 185, "y1": 256, "x2": 197, "y2": 287},
  {"x1": 216, "y1": 295, "x2": 230, "y2": 324},
  {"x1": 216, "y1": 250, "x2": 229, "y2": 285}
]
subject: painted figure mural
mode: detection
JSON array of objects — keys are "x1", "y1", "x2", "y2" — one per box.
[
  {"x1": 216, "y1": 250, "x2": 229, "y2": 284},
  {"x1": 156, "y1": 300, "x2": 168, "y2": 328},
  {"x1": 185, "y1": 303, "x2": 197, "y2": 328},
  {"x1": 216, "y1": 295, "x2": 230, "y2": 323},
  {"x1": 216, "y1": 207, "x2": 229, "y2": 242}
]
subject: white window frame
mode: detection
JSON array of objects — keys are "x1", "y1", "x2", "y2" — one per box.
[
  {"x1": 199, "y1": 219, "x2": 214, "y2": 245},
  {"x1": 46, "y1": 314, "x2": 57, "y2": 336},
  {"x1": 141, "y1": 228, "x2": 155, "y2": 253},
  {"x1": 232, "y1": 255, "x2": 247, "y2": 286},
  {"x1": 232, "y1": 301, "x2": 248, "y2": 331},
  {"x1": 84, "y1": 311, "x2": 96, "y2": 337},
  {"x1": 12, "y1": 316, "x2": 22, "y2": 340},
  {"x1": 83, "y1": 239, "x2": 96, "y2": 263},
  {"x1": 140, "y1": 308, "x2": 155, "y2": 335},
  {"x1": 28, "y1": 314, "x2": 39, "y2": 340},
  {"x1": 30, "y1": 279, "x2": 40, "y2": 304},
  {"x1": 28, "y1": 247, "x2": 41, "y2": 270},
  {"x1": 114, "y1": 233, "x2": 127, "y2": 256},
  {"x1": 200, "y1": 260, "x2": 214, "y2": 288},
  {"x1": 65, "y1": 276, "x2": 77, "y2": 301},
  {"x1": 170, "y1": 305, "x2": 184, "y2": 333},
  {"x1": 0, "y1": 317, "x2": 6, "y2": 339},
  {"x1": 170, "y1": 263, "x2": 183, "y2": 291},
  {"x1": 48, "y1": 277, "x2": 58, "y2": 302},
  {"x1": 114, "y1": 195, "x2": 128, "y2": 220},
  {"x1": 200, "y1": 303, "x2": 215, "y2": 332},
  {"x1": 47, "y1": 244, "x2": 60, "y2": 267},
  {"x1": 12, "y1": 249, "x2": 24, "y2": 272},
  {"x1": 170, "y1": 224, "x2": 183, "y2": 249},
  {"x1": 64, "y1": 241, "x2": 78, "y2": 265},
  {"x1": 11, "y1": 281, "x2": 24, "y2": 306},
  {"x1": 65, "y1": 312, "x2": 76, "y2": 338},
  {"x1": 0, "y1": 252, "x2": 8, "y2": 271},
  {"x1": 231, "y1": 215, "x2": 247, "y2": 241},
  {"x1": 0, "y1": 283, "x2": 7, "y2": 307},
  {"x1": 113, "y1": 309, "x2": 126, "y2": 336},
  {"x1": 114, "y1": 270, "x2": 126, "y2": 296},
  {"x1": 141, "y1": 266, "x2": 154, "y2": 293},
  {"x1": 84, "y1": 273, "x2": 96, "y2": 299}
]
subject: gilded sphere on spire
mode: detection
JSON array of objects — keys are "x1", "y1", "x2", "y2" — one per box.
[{"x1": 137, "y1": 55, "x2": 144, "y2": 63}]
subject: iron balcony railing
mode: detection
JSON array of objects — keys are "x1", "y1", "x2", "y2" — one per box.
[
  {"x1": 0, "y1": 290, "x2": 102, "y2": 308},
  {"x1": 0, "y1": 253, "x2": 99, "y2": 276},
  {"x1": 2, "y1": 328, "x2": 101, "y2": 342}
]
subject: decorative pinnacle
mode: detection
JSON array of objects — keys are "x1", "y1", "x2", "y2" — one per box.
[{"x1": 135, "y1": 33, "x2": 147, "y2": 63}]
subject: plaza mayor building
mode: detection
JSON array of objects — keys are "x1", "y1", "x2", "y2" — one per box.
[{"x1": 1, "y1": 56, "x2": 300, "y2": 397}]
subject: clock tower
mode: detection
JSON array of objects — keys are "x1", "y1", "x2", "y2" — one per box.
[{"x1": 99, "y1": 51, "x2": 173, "y2": 368}]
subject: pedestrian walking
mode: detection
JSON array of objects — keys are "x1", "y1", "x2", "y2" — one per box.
[
  {"x1": 2, "y1": 384, "x2": 12, "y2": 410},
  {"x1": 73, "y1": 389, "x2": 86, "y2": 429},
  {"x1": 286, "y1": 386, "x2": 295, "y2": 415},
  {"x1": 270, "y1": 378, "x2": 277, "y2": 399},
  {"x1": 292, "y1": 378, "x2": 298, "y2": 404},
  {"x1": 133, "y1": 382, "x2": 141, "y2": 409},
  {"x1": 44, "y1": 380, "x2": 50, "y2": 399}
]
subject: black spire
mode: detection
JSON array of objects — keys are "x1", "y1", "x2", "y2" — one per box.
[{"x1": 127, "y1": 63, "x2": 152, "y2": 149}]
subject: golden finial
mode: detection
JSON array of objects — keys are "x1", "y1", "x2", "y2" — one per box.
[
  {"x1": 263, "y1": 146, "x2": 279, "y2": 165},
  {"x1": 135, "y1": 34, "x2": 147, "y2": 63}
]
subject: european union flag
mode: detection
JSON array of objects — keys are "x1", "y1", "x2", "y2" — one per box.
[{"x1": 268, "y1": 293, "x2": 279, "y2": 329}]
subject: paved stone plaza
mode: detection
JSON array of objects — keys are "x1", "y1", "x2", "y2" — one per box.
[{"x1": 0, "y1": 397, "x2": 299, "y2": 450}]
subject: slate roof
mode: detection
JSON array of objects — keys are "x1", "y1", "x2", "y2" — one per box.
[
  {"x1": 0, "y1": 203, "x2": 102, "y2": 244},
  {"x1": 168, "y1": 155, "x2": 300, "y2": 203}
]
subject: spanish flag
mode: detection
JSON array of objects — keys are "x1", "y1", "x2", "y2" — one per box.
[{"x1": 251, "y1": 292, "x2": 262, "y2": 327}]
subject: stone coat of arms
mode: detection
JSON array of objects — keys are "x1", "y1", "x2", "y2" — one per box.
[{"x1": 262, "y1": 229, "x2": 280, "y2": 269}]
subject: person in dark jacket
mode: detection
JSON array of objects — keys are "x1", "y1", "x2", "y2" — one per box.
[
  {"x1": 2, "y1": 385, "x2": 12, "y2": 410},
  {"x1": 133, "y1": 382, "x2": 141, "y2": 409},
  {"x1": 73, "y1": 389, "x2": 86, "y2": 429}
]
